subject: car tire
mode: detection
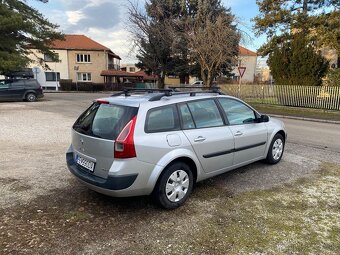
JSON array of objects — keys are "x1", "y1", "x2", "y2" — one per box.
[
  {"x1": 266, "y1": 133, "x2": 285, "y2": 164},
  {"x1": 25, "y1": 93, "x2": 37, "y2": 102},
  {"x1": 153, "y1": 162, "x2": 194, "y2": 209}
]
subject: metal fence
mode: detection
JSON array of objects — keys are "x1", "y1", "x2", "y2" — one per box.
[{"x1": 219, "y1": 84, "x2": 340, "y2": 111}]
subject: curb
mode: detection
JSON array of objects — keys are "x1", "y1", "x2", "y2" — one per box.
[{"x1": 268, "y1": 114, "x2": 340, "y2": 125}]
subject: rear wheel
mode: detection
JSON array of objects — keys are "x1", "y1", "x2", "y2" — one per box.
[
  {"x1": 266, "y1": 133, "x2": 285, "y2": 164},
  {"x1": 153, "y1": 162, "x2": 193, "y2": 209},
  {"x1": 25, "y1": 93, "x2": 37, "y2": 102}
]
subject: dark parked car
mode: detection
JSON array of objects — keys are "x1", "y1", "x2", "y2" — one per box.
[{"x1": 0, "y1": 79, "x2": 44, "y2": 102}]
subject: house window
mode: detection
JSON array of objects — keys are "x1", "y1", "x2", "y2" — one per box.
[
  {"x1": 77, "y1": 72, "x2": 92, "y2": 81},
  {"x1": 44, "y1": 53, "x2": 59, "y2": 62},
  {"x1": 76, "y1": 54, "x2": 91, "y2": 63},
  {"x1": 129, "y1": 67, "x2": 135, "y2": 72},
  {"x1": 45, "y1": 72, "x2": 60, "y2": 81}
]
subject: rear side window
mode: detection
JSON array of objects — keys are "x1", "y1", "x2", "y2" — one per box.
[
  {"x1": 145, "y1": 105, "x2": 179, "y2": 133},
  {"x1": 73, "y1": 102, "x2": 138, "y2": 140},
  {"x1": 11, "y1": 80, "x2": 25, "y2": 88},
  {"x1": 187, "y1": 99, "x2": 224, "y2": 128}
]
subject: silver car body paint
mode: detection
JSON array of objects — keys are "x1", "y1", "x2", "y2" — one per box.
[{"x1": 67, "y1": 93, "x2": 286, "y2": 197}]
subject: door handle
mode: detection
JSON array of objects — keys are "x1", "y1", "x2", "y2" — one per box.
[
  {"x1": 234, "y1": 131, "x2": 243, "y2": 137},
  {"x1": 194, "y1": 136, "x2": 206, "y2": 142}
]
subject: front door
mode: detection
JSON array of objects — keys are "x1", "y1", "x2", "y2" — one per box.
[
  {"x1": 0, "y1": 80, "x2": 11, "y2": 101},
  {"x1": 179, "y1": 99, "x2": 234, "y2": 173},
  {"x1": 217, "y1": 98, "x2": 268, "y2": 166}
]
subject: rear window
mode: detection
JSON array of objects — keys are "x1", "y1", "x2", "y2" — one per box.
[{"x1": 73, "y1": 102, "x2": 138, "y2": 140}]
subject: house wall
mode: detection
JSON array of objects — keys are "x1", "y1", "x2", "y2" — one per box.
[
  {"x1": 165, "y1": 76, "x2": 181, "y2": 85},
  {"x1": 27, "y1": 49, "x2": 69, "y2": 90},
  {"x1": 121, "y1": 64, "x2": 141, "y2": 73},
  {"x1": 68, "y1": 50, "x2": 106, "y2": 83},
  {"x1": 232, "y1": 55, "x2": 257, "y2": 83},
  {"x1": 321, "y1": 48, "x2": 338, "y2": 68}
]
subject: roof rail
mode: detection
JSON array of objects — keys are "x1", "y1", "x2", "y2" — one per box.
[
  {"x1": 168, "y1": 86, "x2": 221, "y2": 92},
  {"x1": 148, "y1": 87, "x2": 224, "y2": 102},
  {"x1": 111, "y1": 87, "x2": 175, "y2": 97}
]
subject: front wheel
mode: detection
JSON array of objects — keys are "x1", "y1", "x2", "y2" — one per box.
[
  {"x1": 266, "y1": 133, "x2": 285, "y2": 164},
  {"x1": 153, "y1": 162, "x2": 194, "y2": 209}
]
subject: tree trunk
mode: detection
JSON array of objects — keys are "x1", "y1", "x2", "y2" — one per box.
[
  {"x1": 158, "y1": 72, "x2": 165, "y2": 88},
  {"x1": 206, "y1": 70, "x2": 213, "y2": 88},
  {"x1": 201, "y1": 69, "x2": 208, "y2": 87}
]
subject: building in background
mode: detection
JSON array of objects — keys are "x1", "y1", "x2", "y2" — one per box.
[
  {"x1": 162, "y1": 46, "x2": 258, "y2": 85},
  {"x1": 230, "y1": 46, "x2": 257, "y2": 83},
  {"x1": 121, "y1": 63, "x2": 141, "y2": 73},
  {"x1": 28, "y1": 35, "x2": 121, "y2": 90}
]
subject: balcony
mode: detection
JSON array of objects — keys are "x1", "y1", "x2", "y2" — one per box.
[{"x1": 108, "y1": 64, "x2": 120, "y2": 70}]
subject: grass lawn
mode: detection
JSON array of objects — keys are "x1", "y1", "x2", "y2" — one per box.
[
  {"x1": 247, "y1": 102, "x2": 340, "y2": 121},
  {"x1": 175, "y1": 163, "x2": 340, "y2": 255}
]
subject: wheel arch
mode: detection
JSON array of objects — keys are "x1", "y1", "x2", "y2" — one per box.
[
  {"x1": 276, "y1": 130, "x2": 286, "y2": 141},
  {"x1": 148, "y1": 153, "x2": 201, "y2": 195},
  {"x1": 265, "y1": 129, "x2": 286, "y2": 156},
  {"x1": 164, "y1": 156, "x2": 198, "y2": 183},
  {"x1": 23, "y1": 90, "x2": 37, "y2": 99}
]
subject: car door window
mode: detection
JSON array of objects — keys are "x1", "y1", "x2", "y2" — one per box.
[
  {"x1": 218, "y1": 98, "x2": 256, "y2": 125},
  {"x1": 187, "y1": 99, "x2": 224, "y2": 128},
  {"x1": 0, "y1": 80, "x2": 10, "y2": 89}
]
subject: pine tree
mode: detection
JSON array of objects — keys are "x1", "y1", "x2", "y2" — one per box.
[
  {"x1": 254, "y1": 0, "x2": 339, "y2": 55},
  {"x1": 0, "y1": 0, "x2": 64, "y2": 74},
  {"x1": 268, "y1": 33, "x2": 329, "y2": 86}
]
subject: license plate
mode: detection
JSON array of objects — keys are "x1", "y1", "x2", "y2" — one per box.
[{"x1": 76, "y1": 155, "x2": 95, "y2": 172}]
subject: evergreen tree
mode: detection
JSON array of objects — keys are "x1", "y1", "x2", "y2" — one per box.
[
  {"x1": 268, "y1": 33, "x2": 329, "y2": 86},
  {"x1": 0, "y1": 0, "x2": 64, "y2": 74},
  {"x1": 129, "y1": 0, "x2": 239, "y2": 87},
  {"x1": 254, "y1": 0, "x2": 339, "y2": 55}
]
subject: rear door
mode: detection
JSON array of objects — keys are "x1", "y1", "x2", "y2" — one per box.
[
  {"x1": 218, "y1": 98, "x2": 268, "y2": 166},
  {"x1": 72, "y1": 102, "x2": 138, "y2": 179},
  {"x1": 180, "y1": 99, "x2": 234, "y2": 173},
  {"x1": 8, "y1": 80, "x2": 25, "y2": 99}
]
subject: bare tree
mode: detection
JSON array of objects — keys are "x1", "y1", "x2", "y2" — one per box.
[
  {"x1": 128, "y1": 1, "x2": 175, "y2": 88},
  {"x1": 187, "y1": 15, "x2": 240, "y2": 87}
]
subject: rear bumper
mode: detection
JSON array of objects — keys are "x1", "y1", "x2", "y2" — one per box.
[
  {"x1": 66, "y1": 151, "x2": 137, "y2": 191},
  {"x1": 66, "y1": 145, "x2": 157, "y2": 197}
]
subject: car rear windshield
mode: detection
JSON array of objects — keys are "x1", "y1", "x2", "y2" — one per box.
[{"x1": 73, "y1": 102, "x2": 138, "y2": 140}]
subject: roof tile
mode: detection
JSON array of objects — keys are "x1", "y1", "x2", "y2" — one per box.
[{"x1": 239, "y1": 46, "x2": 257, "y2": 56}]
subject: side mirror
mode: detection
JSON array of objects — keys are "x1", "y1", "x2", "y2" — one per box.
[{"x1": 260, "y1": 114, "x2": 269, "y2": 122}]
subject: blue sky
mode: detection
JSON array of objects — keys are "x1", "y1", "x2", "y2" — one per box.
[{"x1": 31, "y1": 0, "x2": 267, "y2": 64}]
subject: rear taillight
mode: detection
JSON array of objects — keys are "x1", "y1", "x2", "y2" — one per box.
[{"x1": 114, "y1": 116, "x2": 137, "y2": 158}]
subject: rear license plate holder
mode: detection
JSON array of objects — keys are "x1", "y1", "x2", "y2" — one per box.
[{"x1": 76, "y1": 155, "x2": 95, "y2": 172}]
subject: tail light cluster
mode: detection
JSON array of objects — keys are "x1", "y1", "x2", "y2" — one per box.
[{"x1": 114, "y1": 116, "x2": 137, "y2": 159}]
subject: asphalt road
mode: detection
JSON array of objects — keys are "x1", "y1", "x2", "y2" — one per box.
[{"x1": 42, "y1": 92, "x2": 340, "y2": 152}]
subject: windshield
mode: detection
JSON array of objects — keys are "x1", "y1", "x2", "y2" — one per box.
[{"x1": 73, "y1": 102, "x2": 138, "y2": 140}]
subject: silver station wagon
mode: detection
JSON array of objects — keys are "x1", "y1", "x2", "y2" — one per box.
[{"x1": 66, "y1": 88, "x2": 286, "y2": 209}]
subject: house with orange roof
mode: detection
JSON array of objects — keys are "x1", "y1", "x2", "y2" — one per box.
[
  {"x1": 230, "y1": 46, "x2": 257, "y2": 83},
  {"x1": 28, "y1": 35, "x2": 121, "y2": 90},
  {"x1": 160, "y1": 45, "x2": 258, "y2": 85}
]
